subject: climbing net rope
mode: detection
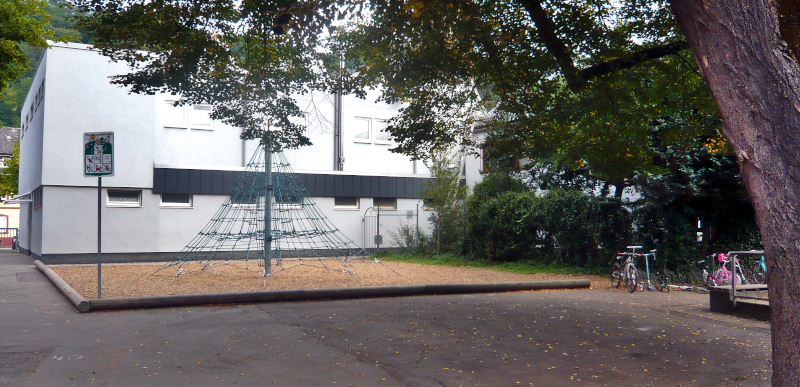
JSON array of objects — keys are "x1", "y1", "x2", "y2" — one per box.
[{"x1": 157, "y1": 145, "x2": 391, "y2": 284}]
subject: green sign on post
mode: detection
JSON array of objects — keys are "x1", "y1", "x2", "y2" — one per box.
[
  {"x1": 84, "y1": 131, "x2": 114, "y2": 299},
  {"x1": 84, "y1": 132, "x2": 114, "y2": 176}
]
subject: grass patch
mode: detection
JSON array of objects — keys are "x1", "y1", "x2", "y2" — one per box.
[{"x1": 375, "y1": 252, "x2": 605, "y2": 276}]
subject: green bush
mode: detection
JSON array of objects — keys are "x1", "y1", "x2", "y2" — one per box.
[
  {"x1": 464, "y1": 189, "x2": 630, "y2": 266},
  {"x1": 472, "y1": 173, "x2": 528, "y2": 200}
]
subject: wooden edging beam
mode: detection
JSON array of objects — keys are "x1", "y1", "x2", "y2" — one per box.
[
  {"x1": 34, "y1": 260, "x2": 91, "y2": 312},
  {"x1": 34, "y1": 260, "x2": 590, "y2": 313}
]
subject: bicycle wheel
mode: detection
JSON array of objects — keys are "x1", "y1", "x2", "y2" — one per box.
[
  {"x1": 625, "y1": 263, "x2": 638, "y2": 293},
  {"x1": 611, "y1": 262, "x2": 622, "y2": 288},
  {"x1": 752, "y1": 267, "x2": 765, "y2": 284}
]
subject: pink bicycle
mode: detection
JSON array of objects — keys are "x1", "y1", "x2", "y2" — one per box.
[{"x1": 713, "y1": 253, "x2": 745, "y2": 286}]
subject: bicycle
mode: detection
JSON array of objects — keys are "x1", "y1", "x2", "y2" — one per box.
[
  {"x1": 712, "y1": 253, "x2": 745, "y2": 286},
  {"x1": 750, "y1": 255, "x2": 766, "y2": 284},
  {"x1": 611, "y1": 246, "x2": 642, "y2": 293}
]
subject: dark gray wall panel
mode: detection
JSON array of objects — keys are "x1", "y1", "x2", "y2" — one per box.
[
  {"x1": 165, "y1": 169, "x2": 178, "y2": 193},
  {"x1": 370, "y1": 176, "x2": 380, "y2": 197},
  {"x1": 154, "y1": 167, "x2": 431, "y2": 199},
  {"x1": 334, "y1": 175, "x2": 344, "y2": 196},
  {"x1": 397, "y1": 177, "x2": 406, "y2": 198},
  {"x1": 352, "y1": 176, "x2": 362, "y2": 197},
  {"x1": 315, "y1": 175, "x2": 325, "y2": 197},
  {"x1": 379, "y1": 177, "x2": 389, "y2": 197},
  {"x1": 176, "y1": 169, "x2": 190, "y2": 193},
  {"x1": 153, "y1": 169, "x2": 166, "y2": 193},
  {"x1": 388, "y1": 177, "x2": 397, "y2": 197},
  {"x1": 189, "y1": 170, "x2": 202, "y2": 193},
  {"x1": 343, "y1": 175, "x2": 353, "y2": 196},
  {"x1": 360, "y1": 176, "x2": 369, "y2": 197},
  {"x1": 325, "y1": 175, "x2": 335, "y2": 197},
  {"x1": 200, "y1": 170, "x2": 213, "y2": 194},
  {"x1": 223, "y1": 171, "x2": 235, "y2": 193},
  {"x1": 211, "y1": 170, "x2": 225, "y2": 194},
  {"x1": 413, "y1": 178, "x2": 423, "y2": 198}
]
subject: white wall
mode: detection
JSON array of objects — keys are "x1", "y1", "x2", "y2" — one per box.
[
  {"x1": 19, "y1": 51, "x2": 46, "y2": 194},
  {"x1": 154, "y1": 94, "x2": 247, "y2": 169},
  {"x1": 40, "y1": 43, "x2": 157, "y2": 189}
]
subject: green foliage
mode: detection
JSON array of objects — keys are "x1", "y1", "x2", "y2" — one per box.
[
  {"x1": 465, "y1": 189, "x2": 630, "y2": 266},
  {"x1": 471, "y1": 172, "x2": 528, "y2": 200},
  {"x1": 629, "y1": 128, "x2": 761, "y2": 268},
  {"x1": 0, "y1": 142, "x2": 20, "y2": 196},
  {"x1": 0, "y1": 0, "x2": 51, "y2": 94},
  {"x1": 419, "y1": 151, "x2": 467, "y2": 254},
  {"x1": 387, "y1": 220, "x2": 431, "y2": 255},
  {"x1": 72, "y1": 0, "x2": 366, "y2": 149}
]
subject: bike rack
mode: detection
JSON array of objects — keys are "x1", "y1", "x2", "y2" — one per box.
[{"x1": 726, "y1": 250, "x2": 767, "y2": 307}]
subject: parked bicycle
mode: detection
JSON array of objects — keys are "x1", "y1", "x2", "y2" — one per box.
[
  {"x1": 750, "y1": 255, "x2": 766, "y2": 284},
  {"x1": 611, "y1": 246, "x2": 662, "y2": 293},
  {"x1": 712, "y1": 253, "x2": 746, "y2": 286}
]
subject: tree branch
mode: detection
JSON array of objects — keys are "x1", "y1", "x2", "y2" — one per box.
[
  {"x1": 517, "y1": 0, "x2": 584, "y2": 90},
  {"x1": 578, "y1": 40, "x2": 689, "y2": 79},
  {"x1": 518, "y1": 0, "x2": 689, "y2": 92}
]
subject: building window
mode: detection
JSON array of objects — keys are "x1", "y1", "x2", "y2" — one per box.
[
  {"x1": 354, "y1": 117, "x2": 371, "y2": 142},
  {"x1": 189, "y1": 104, "x2": 213, "y2": 130},
  {"x1": 163, "y1": 100, "x2": 213, "y2": 130},
  {"x1": 354, "y1": 117, "x2": 392, "y2": 145},
  {"x1": 374, "y1": 119, "x2": 391, "y2": 144},
  {"x1": 163, "y1": 100, "x2": 187, "y2": 129},
  {"x1": 334, "y1": 196, "x2": 359, "y2": 209},
  {"x1": 373, "y1": 197, "x2": 397, "y2": 210},
  {"x1": 32, "y1": 187, "x2": 43, "y2": 210},
  {"x1": 161, "y1": 193, "x2": 192, "y2": 208},
  {"x1": 107, "y1": 190, "x2": 142, "y2": 207}
]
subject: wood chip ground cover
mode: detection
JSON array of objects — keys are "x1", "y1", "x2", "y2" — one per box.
[{"x1": 49, "y1": 259, "x2": 612, "y2": 300}]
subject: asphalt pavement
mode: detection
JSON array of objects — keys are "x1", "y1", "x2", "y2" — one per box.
[{"x1": 0, "y1": 251, "x2": 771, "y2": 386}]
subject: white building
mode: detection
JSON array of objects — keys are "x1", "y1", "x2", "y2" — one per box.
[{"x1": 17, "y1": 43, "x2": 485, "y2": 263}]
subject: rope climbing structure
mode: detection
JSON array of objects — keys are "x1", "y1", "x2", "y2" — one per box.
[{"x1": 158, "y1": 144, "x2": 368, "y2": 283}]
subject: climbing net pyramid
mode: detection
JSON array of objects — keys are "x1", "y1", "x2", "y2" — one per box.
[{"x1": 158, "y1": 145, "x2": 370, "y2": 282}]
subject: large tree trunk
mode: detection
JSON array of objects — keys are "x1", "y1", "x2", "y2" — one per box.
[{"x1": 669, "y1": 1, "x2": 800, "y2": 385}]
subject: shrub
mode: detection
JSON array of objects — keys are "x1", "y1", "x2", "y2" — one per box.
[{"x1": 465, "y1": 189, "x2": 630, "y2": 266}]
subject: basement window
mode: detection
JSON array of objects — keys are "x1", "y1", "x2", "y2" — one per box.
[
  {"x1": 107, "y1": 190, "x2": 142, "y2": 207},
  {"x1": 161, "y1": 193, "x2": 192, "y2": 208}
]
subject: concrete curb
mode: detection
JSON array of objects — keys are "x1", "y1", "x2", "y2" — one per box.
[{"x1": 34, "y1": 260, "x2": 590, "y2": 313}]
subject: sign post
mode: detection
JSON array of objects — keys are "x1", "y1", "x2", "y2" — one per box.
[{"x1": 84, "y1": 132, "x2": 114, "y2": 299}]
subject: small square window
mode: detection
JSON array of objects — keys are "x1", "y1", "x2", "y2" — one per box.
[
  {"x1": 354, "y1": 117, "x2": 371, "y2": 143},
  {"x1": 190, "y1": 104, "x2": 213, "y2": 130},
  {"x1": 164, "y1": 100, "x2": 187, "y2": 129},
  {"x1": 107, "y1": 190, "x2": 142, "y2": 207},
  {"x1": 374, "y1": 119, "x2": 391, "y2": 144},
  {"x1": 335, "y1": 196, "x2": 359, "y2": 209},
  {"x1": 373, "y1": 197, "x2": 397, "y2": 210},
  {"x1": 161, "y1": 193, "x2": 192, "y2": 208}
]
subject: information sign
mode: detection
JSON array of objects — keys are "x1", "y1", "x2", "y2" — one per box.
[{"x1": 84, "y1": 132, "x2": 114, "y2": 177}]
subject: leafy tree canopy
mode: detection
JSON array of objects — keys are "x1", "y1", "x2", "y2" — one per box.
[{"x1": 71, "y1": 0, "x2": 717, "y2": 164}]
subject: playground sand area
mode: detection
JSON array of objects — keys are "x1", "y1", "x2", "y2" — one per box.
[{"x1": 49, "y1": 259, "x2": 610, "y2": 300}]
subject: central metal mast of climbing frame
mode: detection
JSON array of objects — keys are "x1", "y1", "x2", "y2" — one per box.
[{"x1": 264, "y1": 144, "x2": 273, "y2": 276}]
